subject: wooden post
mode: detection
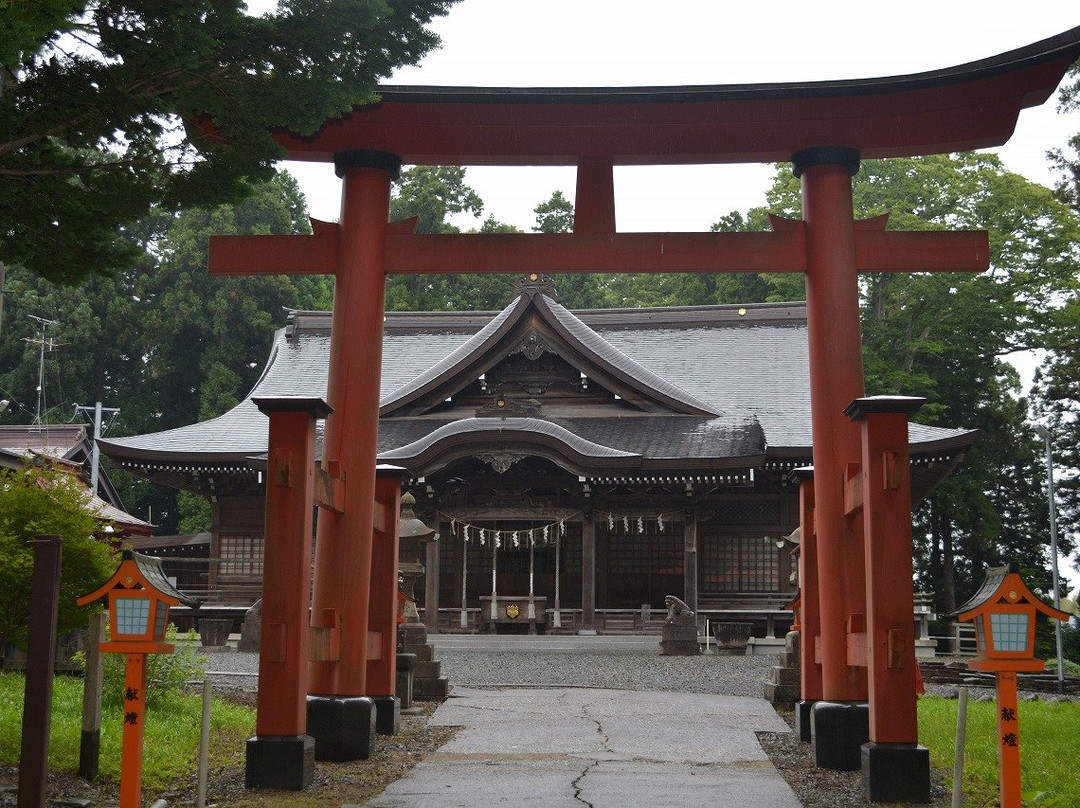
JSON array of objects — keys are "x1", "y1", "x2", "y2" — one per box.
[
  {"x1": 368, "y1": 471, "x2": 402, "y2": 733},
  {"x1": 580, "y1": 510, "x2": 596, "y2": 634},
  {"x1": 79, "y1": 611, "x2": 107, "y2": 780},
  {"x1": 253, "y1": 399, "x2": 327, "y2": 738},
  {"x1": 849, "y1": 397, "x2": 924, "y2": 743},
  {"x1": 793, "y1": 469, "x2": 821, "y2": 741},
  {"x1": 17, "y1": 535, "x2": 61, "y2": 808},
  {"x1": 847, "y1": 396, "x2": 930, "y2": 802},
  {"x1": 309, "y1": 151, "x2": 399, "y2": 698}
]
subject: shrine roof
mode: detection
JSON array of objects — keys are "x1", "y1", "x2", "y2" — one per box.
[
  {"x1": 379, "y1": 287, "x2": 721, "y2": 417},
  {"x1": 101, "y1": 291, "x2": 976, "y2": 479},
  {"x1": 273, "y1": 28, "x2": 1080, "y2": 164},
  {"x1": 376, "y1": 415, "x2": 766, "y2": 476}
]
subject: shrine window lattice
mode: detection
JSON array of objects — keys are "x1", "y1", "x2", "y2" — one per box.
[
  {"x1": 700, "y1": 534, "x2": 779, "y2": 592},
  {"x1": 219, "y1": 534, "x2": 264, "y2": 576}
]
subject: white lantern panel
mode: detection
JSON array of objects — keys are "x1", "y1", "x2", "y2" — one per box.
[
  {"x1": 990, "y1": 612, "x2": 1029, "y2": 653},
  {"x1": 116, "y1": 597, "x2": 152, "y2": 636}
]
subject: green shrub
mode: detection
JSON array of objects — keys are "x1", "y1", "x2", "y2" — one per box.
[
  {"x1": 1043, "y1": 656, "x2": 1080, "y2": 676},
  {"x1": 0, "y1": 465, "x2": 116, "y2": 658},
  {"x1": 75, "y1": 624, "x2": 206, "y2": 709}
]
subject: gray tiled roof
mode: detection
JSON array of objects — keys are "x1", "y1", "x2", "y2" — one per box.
[{"x1": 100, "y1": 292, "x2": 972, "y2": 469}]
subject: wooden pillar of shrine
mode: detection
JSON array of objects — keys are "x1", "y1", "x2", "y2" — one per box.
[
  {"x1": 846, "y1": 396, "x2": 930, "y2": 803},
  {"x1": 796, "y1": 147, "x2": 870, "y2": 769},
  {"x1": 579, "y1": 508, "x2": 597, "y2": 634},
  {"x1": 683, "y1": 508, "x2": 699, "y2": 616},
  {"x1": 306, "y1": 150, "x2": 399, "y2": 762}
]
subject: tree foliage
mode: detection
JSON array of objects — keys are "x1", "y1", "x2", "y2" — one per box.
[
  {"x1": 384, "y1": 170, "x2": 609, "y2": 310},
  {"x1": 1049, "y1": 60, "x2": 1080, "y2": 210},
  {"x1": 0, "y1": 0, "x2": 454, "y2": 282},
  {"x1": 0, "y1": 172, "x2": 331, "y2": 531},
  {"x1": 715, "y1": 154, "x2": 1080, "y2": 613},
  {"x1": 0, "y1": 464, "x2": 115, "y2": 660},
  {"x1": 1032, "y1": 58, "x2": 1080, "y2": 596}
]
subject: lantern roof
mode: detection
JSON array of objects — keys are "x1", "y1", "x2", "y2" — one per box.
[
  {"x1": 77, "y1": 549, "x2": 198, "y2": 609},
  {"x1": 954, "y1": 563, "x2": 1069, "y2": 623}
]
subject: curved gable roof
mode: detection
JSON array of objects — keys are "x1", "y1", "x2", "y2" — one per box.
[
  {"x1": 379, "y1": 417, "x2": 639, "y2": 476},
  {"x1": 380, "y1": 286, "x2": 719, "y2": 417}
]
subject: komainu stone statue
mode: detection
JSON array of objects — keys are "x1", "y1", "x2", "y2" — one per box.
[
  {"x1": 664, "y1": 594, "x2": 694, "y2": 622},
  {"x1": 660, "y1": 594, "x2": 700, "y2": 656}
]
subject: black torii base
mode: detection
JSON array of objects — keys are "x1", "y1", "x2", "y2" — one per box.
[
  {"x1": 862, "y1": 742, "x2": 931, "y2": 803},
  {"x1": 306, "y1": 695, "x2": 375, "y2": 761},
  {"x1": 245, "y1": 734, "x2": 315, "y2": 790}
]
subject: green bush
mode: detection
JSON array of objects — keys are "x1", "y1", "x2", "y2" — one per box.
[
  {"x1": 0, "y1": 465, "x2": 116, "y2": 658},
  {"x1": 75, "y1": 624, "x2": 206, "y2": 709},
  {"x1": 1043, "y1": 656, "x2": 1080, "y2": 677}
]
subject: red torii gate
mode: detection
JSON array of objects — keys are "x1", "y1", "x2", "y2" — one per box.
[{"x1": 208, "y1": 28, "x2": 1080, "y2": 801}]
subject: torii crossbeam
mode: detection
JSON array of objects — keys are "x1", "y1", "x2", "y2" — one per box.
[{"x1": 207, "y1": 27, "x2": 1080, "y2": 802}]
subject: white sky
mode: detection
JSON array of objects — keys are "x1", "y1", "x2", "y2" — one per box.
[
  {"x1": 283, "y1": 0, "x2": 1080, "y2": 232},
  {"x1": 273, "y1": 1, "x2": 1080, "y2": 593}
]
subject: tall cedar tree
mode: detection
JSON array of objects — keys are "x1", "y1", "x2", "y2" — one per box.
[
  {"x1": 0, "y1": 0, "x2": 454, "y2": 282},
  {"x1": 726, "y1": 154, "x2": 1080, "y2": 614},
  {"x1": 1032, "y1": 59, "x2": 1080, "y2": 598},
  {"x1": 0, "y1": 172, "x2": 333, "y2": 532}
]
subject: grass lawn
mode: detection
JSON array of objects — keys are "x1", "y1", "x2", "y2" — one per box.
[
  {"x1": 919, "y1": 694, "x2": 1080, "y2": 808},
  {"x1": 0, "y1": 671, "x2": 254, "y2": 797}
]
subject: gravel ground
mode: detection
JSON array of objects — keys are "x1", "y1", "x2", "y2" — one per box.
[
  {"x1": 201, "y1": 645, "x2": 952, "y2": 807},
  {"x1": 8, "y1": 643, "x2": 1069, "y2": 806}
]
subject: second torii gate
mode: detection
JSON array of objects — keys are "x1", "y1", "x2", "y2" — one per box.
[{"x1": 207, "y1": 27, "x2": 1080, "y2": 801}]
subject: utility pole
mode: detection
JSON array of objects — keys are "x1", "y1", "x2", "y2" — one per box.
[
  {"x1": 24, "y1": 315, "x2": 58, "y2": 425},
  {"x1": 76, "y1": 402, "x2": 120, "y2": 497},
  {"x1": 0, "y1": 262, "x2": 6, "y2": 353},
  {"x1": 1033, "y1": 424, "x2": 1066, "y2": 693}
]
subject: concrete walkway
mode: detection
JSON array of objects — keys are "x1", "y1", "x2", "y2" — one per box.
[{"x1": 365, "y1": 686, "x2": 801, "y2": 807}]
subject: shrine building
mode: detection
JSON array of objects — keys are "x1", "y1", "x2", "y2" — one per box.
[{"x1": 101, "y1": 276, "x2": 973, "y2": 633}]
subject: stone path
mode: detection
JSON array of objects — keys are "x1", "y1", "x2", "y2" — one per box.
[{"x1": 365, "y1": 686, "x2": 801, "y2": 807}]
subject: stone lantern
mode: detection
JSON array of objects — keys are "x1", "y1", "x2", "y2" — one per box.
[{"x1": 397, "y1": 491, "x2": 435, "y2": 623}]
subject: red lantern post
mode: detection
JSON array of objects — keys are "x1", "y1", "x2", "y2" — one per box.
[
  {"x1": 77, "y1": 551, "x2": 197, "y2": 808},
  {"x1": 953, "y1": 564, "x2": 1070, "y2": 808}
]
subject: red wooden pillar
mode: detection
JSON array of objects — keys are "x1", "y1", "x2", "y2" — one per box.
[
  {"x1": 792, "y1": 467, "x2": 821, "y2": 742},
  {"x1": 309, "y1": 150, "x2": 399, "y2": 700},
  {"x1": 574, "y1": 158, "x2": 616, "y2": 235},
  {"x1": 796, "y1": 147, "x2": 868, "y2": 705},
  {"x1": 306, "y1": 150, "x2": 398, "y2": 763},
  {"x1": 369, "y1": 468, "x2": 403, "y2": 735},
  {"x1": 846, "y1": 396, "x2": 930, "y2": 802},
  {"x1": 119, "y1": 654, "x2": 147, "y2": 808},
  {"x1": 246, "y1": 396, "x2": 328, "y2": 790},
  {"x1": 996, "y1": 672, "x2": 1022, "y2": 808}
]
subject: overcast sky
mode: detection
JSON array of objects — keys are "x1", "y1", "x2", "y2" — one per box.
[
  {"x1": 281, "y1": 1, "x2": 1080, "y2": 231},
  {"x1": 268, "y1": 1, "x2": 1080, "y2": 591}
]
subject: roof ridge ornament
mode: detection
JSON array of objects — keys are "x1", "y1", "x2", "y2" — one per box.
[{"x1": 513, "y1": 273, "x2": 560, "y2": 302}]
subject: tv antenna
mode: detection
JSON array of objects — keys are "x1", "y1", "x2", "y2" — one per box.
[{"x1": 24, "y1": 315, "x2": 59, "y2": 425}]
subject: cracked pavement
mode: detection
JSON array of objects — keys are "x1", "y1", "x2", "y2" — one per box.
[{"x1": 365, "y1": 687, "x2": 801, "y2": 807}]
